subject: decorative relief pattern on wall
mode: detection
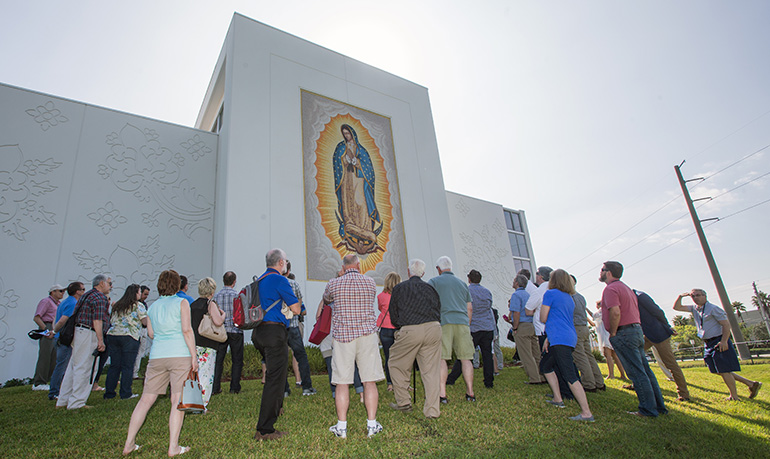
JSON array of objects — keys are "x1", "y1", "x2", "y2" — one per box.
[
  {"x1": 459, "y1": 225, "x2": 514, "y2": 296},
  {"x1": 25, "y1": 101, "x2": 69, "y2": 131},
  {"x1": 0, "y1": 277, "x2": 19, "y2": 359},
  {"x1": 73, "y1": 235, "x2": 175, "y2": 290},
  {"x1": 455, "y1": 198, "x2": 471, "y2": 218},
  {"x1": 181, "y1": 135, "x2": 212, "y2": 161},
  {"x1": 0, "y1": 144, "x2": 61, "y2": 241},
  {"x1": 141, "y1": 209, "x2": 162, "y2": 228},
  {"x1": 98, "y1": 124, "x2": 214, "y2": 239},
  {"x1": 88, "y1": 202, "x2": 127, "y2": 235}
]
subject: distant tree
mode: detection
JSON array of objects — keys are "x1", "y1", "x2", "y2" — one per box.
[
  {"x1": 732, "y1": 301, "x2": 746, "y2": 324},
  {"x1": 673, "y1": 315, "x2": 692, "y2": 327},
  {"x1": 671, "y1": 324, "x2": 701, "y2": 352},
  {"x1": 751, "y1": 286, "x2": 770, "y2": 338},
  {"x1": 747, "y1": 323, "x2": 770, "y2": 343}
]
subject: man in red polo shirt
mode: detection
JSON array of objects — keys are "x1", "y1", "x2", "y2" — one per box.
[{"x1": 600, "y1": 261, "x2": 667, "y2": 417}]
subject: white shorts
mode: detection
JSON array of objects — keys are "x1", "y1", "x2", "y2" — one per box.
[{"x1": 331, "y1": 333, "x2": 385, "y2": 385}]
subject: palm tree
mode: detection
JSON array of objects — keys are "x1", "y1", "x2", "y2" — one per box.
[{"x1": 732, "y1": 301, "x2": 746, "y2": 324}]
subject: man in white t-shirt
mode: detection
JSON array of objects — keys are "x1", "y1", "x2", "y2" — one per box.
[{"x1": 523, "y1": 266, "x2": 552, "y2": 385}]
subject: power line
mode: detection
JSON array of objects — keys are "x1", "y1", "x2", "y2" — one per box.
[
  {"x1": 692, "y1": 143, "x2": 770, "y2": 188},
  {"x1": 719, "y1": 197, "x2": 770, "y2": 220},
  {"x1": 709, "y1": 170, "x2": 770, "y2": 201},
  {"x1": 566, "y1": 195, "x2": 680, "y2": 270},
  {"x1": 688, "y1": 108, "x2": 770, "y2": 161}
]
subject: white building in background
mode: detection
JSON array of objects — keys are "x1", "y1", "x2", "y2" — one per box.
[{"x1": 0, "y1": 13, "x2": 535, "y2": 383}]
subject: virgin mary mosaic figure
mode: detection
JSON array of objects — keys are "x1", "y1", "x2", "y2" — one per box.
[{"x1": 333, "y1": 124, "x2": 382, "y2": 254}]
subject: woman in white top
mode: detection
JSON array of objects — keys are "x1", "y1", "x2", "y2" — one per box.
[{"x1": 591, "y1": 302, "x2": 626, "y2": 380}]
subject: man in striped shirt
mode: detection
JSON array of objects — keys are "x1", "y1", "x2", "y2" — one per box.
[{"x1": 323, "y1": 254, "x2": 385, "y2": 438}]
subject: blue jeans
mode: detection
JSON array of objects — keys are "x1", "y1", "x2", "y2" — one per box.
[
  {"x1": 287, "y1": 327, "x2": 313, "y2": 390},
  {"x1": 610, "y1": 325, "x2": 667, "y2": 416},
  {"x1": 379, "y1": 328, "x2": 396, "y2": 385},
  {"x1": 104, "y1": 334, "x2": 140, "y2": 399},
  {"x1": 48, "y1": 342, "x2": 72, "y2": 399}
]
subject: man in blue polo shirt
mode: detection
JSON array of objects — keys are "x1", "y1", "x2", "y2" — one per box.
[
  {"x1": 48, "y1": 281, "x2": 85, "y2": 400},
  {"x1": 252, "y1": 248, "x2": 301, "y2": 441}
]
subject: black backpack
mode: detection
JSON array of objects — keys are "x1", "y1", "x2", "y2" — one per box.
[{"x1": 57, "y1": 290, "x2": 95, "y2": 346}]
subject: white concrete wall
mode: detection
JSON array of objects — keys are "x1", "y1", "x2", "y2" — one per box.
[
  {"x1": 205, "y1": 14, "x2": 456, "y2": 321},
  {"x1": 446, "y1": 191, "x2": 518, "y2": 345},
  {"x1": 0, "y1": 83, "x2": 218, "y2": 383}
]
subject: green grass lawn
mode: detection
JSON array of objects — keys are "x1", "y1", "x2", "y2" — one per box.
[{"x1": 2, "y1": 360, "x2": 768, "y2": 458}]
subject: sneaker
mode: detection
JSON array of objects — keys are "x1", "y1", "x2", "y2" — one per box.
[
  {"x1": 366, "y1": 422, "x2": 383, "y2": 438},
  {"x1": 569, "y1": 414, "x2": 595, "y2": 422},
  {"x1": 302, "y1": 388, "x2": 318, "y2": 396},
  {"x1": 128, "y1": 394, "x2": 139, "y2": 399},
  {"x1": 465, "y1": 394, "x2": 476, "y2": 402},
  {"x1": 546, "y1": 400, "x2": 565, "y2": 408},
  {"x1": 439, "y1": 396, "x2": 449, "y2": 404},
  {"x1": 750, "y1": 381, "x2": 762, "y2": 399},
  {"x1": 284, "y1": 391, "x2": 290, "y2": 398},
  {"x1": 32, "y1": 384, "x2": 50, "y2": 391},
  {"x1": 295, "y1": 381, "x2": 302, "y2": 386},
  {"x1": 329, "y1": 425, "x2": 347, "y2": 438}
]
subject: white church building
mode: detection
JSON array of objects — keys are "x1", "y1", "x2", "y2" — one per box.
[{"x1": 0, "y1": 13, "x2": 535, "y2": 384}]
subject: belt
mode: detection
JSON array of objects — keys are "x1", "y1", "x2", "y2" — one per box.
[
  {"x1": 261, "y1": 321, "x2": 282, "y2": 325},
  {"x1": 617, "y1": 324, "x2": 640, "y2": 331},
  {"x1": 76, "y1": 324, "x2": 94, "y2": 331}
]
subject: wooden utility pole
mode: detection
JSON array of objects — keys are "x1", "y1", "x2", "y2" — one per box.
[{"x1": 675, "y1": 163, "x2": 750, "y2": 359}]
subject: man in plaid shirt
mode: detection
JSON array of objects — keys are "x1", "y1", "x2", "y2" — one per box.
[
  {"x1": 212, "y1": 271, "x2": 243, "y2": 394},
  {"x1": 56, "y1": 274, "x2": 112, "y2": 410},
  {"x1": 323, "y1": 254, "x2": 385, "y2": 438}
]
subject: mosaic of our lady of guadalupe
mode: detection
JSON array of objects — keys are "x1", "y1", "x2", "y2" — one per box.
[{"x1": 301, "y1": 90, "x2": 407, "y2": 283}]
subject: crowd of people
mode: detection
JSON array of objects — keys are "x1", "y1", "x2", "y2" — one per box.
[{"x1": 28, "y1": 251, "x2": 764, "y2": 454}]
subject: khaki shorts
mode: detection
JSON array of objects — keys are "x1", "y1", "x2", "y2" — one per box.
[
  {"x1": 441, "y1": 324, "x2": 474, "y2": 360},
  {"x1": 331, "y1": 333, "x2": 385, "y2": 384},
  {"x1": 143, "y1": 357, "x2": 192, "y2": 395}
]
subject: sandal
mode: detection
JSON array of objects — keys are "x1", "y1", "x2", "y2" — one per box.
[
  {"x1": 122, "y1": 444, "x2": 141, "y2": 455},
  {"x1": 170, "y1": 446, "x2": 190, "y2": 457}
]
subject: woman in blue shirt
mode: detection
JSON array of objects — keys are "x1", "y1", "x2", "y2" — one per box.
[{"x1": 540, "y1": 269, "x2": 594, "y2": 422}]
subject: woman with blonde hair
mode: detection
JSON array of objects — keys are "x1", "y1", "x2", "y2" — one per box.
[
  {"x1": 123, "y1": 270, "x2": 197, "y2": 456},
  {"x1": 190, "y1": 277, "x2": 226, "y2": 411},
  {"x1": 539, "y1": 269, "x2": 594, "y2": 422},
  {"x1": 377, "y1": 272, "x2": 402, "y2": 392}
]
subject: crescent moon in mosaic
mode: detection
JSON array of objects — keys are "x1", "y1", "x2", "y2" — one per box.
[{"x1": 313, "y1": 114, "x2": 394, "y2": 274}]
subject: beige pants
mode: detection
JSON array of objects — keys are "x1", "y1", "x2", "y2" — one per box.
[
  {"x1": 573, "y1": 325, "x2": 605, "y2": 390},
  {"x1": 645, "y1": 337, "x2": 689, "y2": 399},
  {"x1": 388, "y1": 322, "x2": 442, "y2": 418},
  {"x1": 56, "y1": 327, "x2": 98, "y2": 409},
  {"x1": 514, "y1": 322, "x2": 544, "y2": 383}
]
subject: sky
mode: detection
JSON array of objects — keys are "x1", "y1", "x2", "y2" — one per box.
[{"x1": 2, "y1": 0, "x2": 769, "y2": 323}]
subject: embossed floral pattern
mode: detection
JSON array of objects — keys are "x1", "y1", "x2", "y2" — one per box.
[
  {"x1": 141, "y1": 209, "x2": 162, "y2": 228},
  {"x1": 88, "y1": 202, "x2": 128, "y2": 235},
  {"x1": 73, "y1": 235, "x2": 175, "y2": 290},
  {"x1": 181, "y1": 134, "x2": 212, "y2": 161},
  {"x1": 98, "y1": 124, "x2": 213, "y2": 238},
  {"x1": 0, "y1": 145, "x2": 61, "y2": 241},
  {"x1": 455, "y1": 198, "x2": 471, "y2": 217},
  {"x1": 0, "y1": 277, "x2": 19, "y2": 358},
  {"x1": 25, "y1": 101, "x2": 69, "y2": 131}
]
